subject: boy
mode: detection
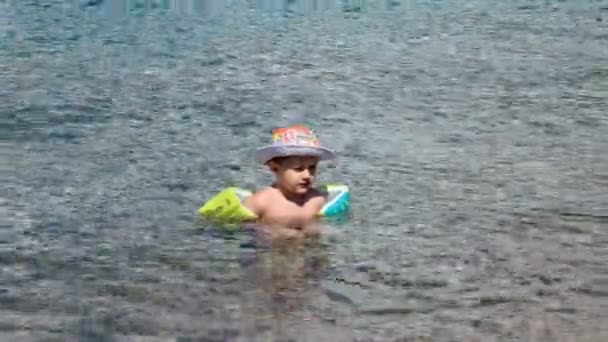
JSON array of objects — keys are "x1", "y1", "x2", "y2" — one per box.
[{"x1": 243, "y1": 125, "x2": 336, "y2": 239}]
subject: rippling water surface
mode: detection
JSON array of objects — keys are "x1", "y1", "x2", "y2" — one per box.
[{"x1": 3, "y1": 0, "x2": 608, "y2": 341}]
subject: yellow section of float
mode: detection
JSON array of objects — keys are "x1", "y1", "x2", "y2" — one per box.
[{"x1": 198, "y1": 187, "x2": 257, "y2": 222}]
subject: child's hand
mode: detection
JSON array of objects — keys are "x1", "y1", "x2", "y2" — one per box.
[
  {"x1": 302, "y1": 222, "x2": 322, "y2": 237},
  {"x1": 274, "y1": 227, "x2": 305, "y2": 240},
  {"x1": 256, "y1": 224, "x2": 305, "y2": 240}
]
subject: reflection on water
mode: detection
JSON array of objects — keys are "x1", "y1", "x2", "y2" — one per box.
[
  {"x1": 239, "y1": 239, "x2": 338, "y2": 338},
  {"x1": 0, "y1": 2, "x2": 11, "y2": 36},
  {"x1": 77, "y1": 0, "x2": 371, "y2": 17},
  {"x1": 78, "y1": 0, "x2": 227, "y2": 18},
  {"x1": 259, "y1": 0, "x2": 368, "y2": 14},
  {"x1": 6, "y1": 0, "x2": 608, "y2": 340}
]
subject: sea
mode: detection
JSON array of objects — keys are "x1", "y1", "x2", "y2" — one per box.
[{"x1": 2, "y1": 0, "x2": 608, "y2": 341}]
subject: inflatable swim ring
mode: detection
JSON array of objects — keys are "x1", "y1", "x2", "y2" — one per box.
[{"x1": 199, "y1": 184, "x2": 350, "y2": 223}]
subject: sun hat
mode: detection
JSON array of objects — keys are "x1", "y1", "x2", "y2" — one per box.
[{"x1": 255, "y1": 125, "x2": 336, "y2": 164}]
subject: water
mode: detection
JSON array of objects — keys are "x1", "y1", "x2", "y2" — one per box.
[{"x1": 3, "y1": 0, "x2": 608, "y2": 340}]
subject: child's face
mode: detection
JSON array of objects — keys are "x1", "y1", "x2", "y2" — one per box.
[{"x1": 268, "y1": 156, "x2": 320, "y2": 195}]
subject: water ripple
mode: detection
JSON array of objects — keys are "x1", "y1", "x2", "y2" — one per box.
[{"x1": 4, "y1": 0, "x2": 608, "y2": 341}]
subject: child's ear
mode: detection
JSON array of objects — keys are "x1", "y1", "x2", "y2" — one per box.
[{"x1": 267, "y1": 161, "x2": 279, "y2": 173}]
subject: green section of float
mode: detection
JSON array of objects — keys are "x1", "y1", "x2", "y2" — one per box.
[{"x1": 199, "y1": 184, "x2": 350, "y2": 224}]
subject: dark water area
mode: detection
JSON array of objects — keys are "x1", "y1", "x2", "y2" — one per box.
[{"x1": 3, "y1": 0, "x2": 608, "y2": 341}]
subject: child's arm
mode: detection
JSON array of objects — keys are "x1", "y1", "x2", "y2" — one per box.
[
  {"x1": 243, "y1": 191, "x2": 265, "y2": 220},
  {"x1": 304, "y1": 190, "x2": 327, "y2": 216}
]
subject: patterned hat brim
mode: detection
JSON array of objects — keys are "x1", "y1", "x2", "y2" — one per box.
[{"x1": 255, "y1": 145, "x2": 336, "y2": 164}]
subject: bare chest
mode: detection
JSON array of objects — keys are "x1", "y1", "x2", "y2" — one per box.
[{"x1": 261, "y1": 199, "x2": 321, "y2": 229}]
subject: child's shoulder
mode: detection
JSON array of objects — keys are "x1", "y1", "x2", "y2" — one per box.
[
  {"x1": 249, "y1": 186, "x2": 326, "y2": 200},
  {"x1": 306, "y1": 187, "x2": 328, "y2": 205},
  {"x1": 254, "y1": 186, "x2": 281, "y2": 196},
  {"x1": 245, "y1": 186, "x2": 277, "y2": 202},
  {"x1": 242, "y1": 187, "x2": 277, "y2": 215}
]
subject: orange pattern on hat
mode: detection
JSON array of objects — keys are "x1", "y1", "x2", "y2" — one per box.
[{"x1": 271, "y1": 125, "x2": 320, "y2": 147}]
